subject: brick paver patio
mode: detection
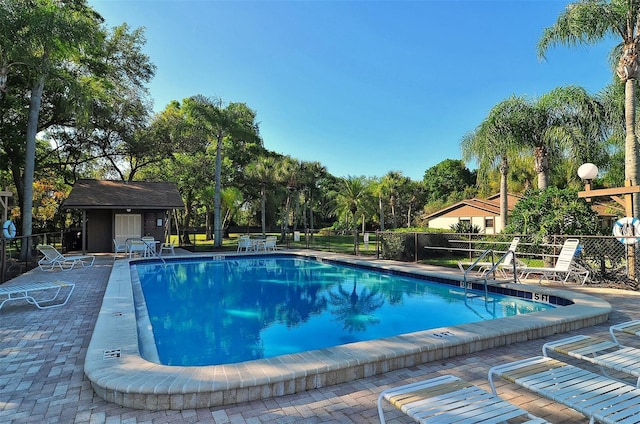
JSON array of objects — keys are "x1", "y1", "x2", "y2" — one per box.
[{"x1": 1, "y1": 254, "x2": 638, "y2": 423}]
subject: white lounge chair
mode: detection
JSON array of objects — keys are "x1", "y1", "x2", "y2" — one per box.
[
  {"x1": 378, "y1": 374, "x2": 548, "y2": 423},
  {"x1": 489, "y1": 355, "x2": 640, "y2": 424},
  {"x1": 518, "y1": 238, "x2": 589, "y2": 285},
  {"x1": 0, "y1": 281, "x2": 75, "y2": 311},
  {"x1": 36, "y1": 245, "x2": 95, "y2": 271},
  {"x1": 543, "y1": 334, "x2": 640, "y2": 387},
  {"x1": 610, "y1": 319, "x2": 640, "y2": 344},
  {"x1": 458, "y1": 237, "x2": 523, "y2": 277}
]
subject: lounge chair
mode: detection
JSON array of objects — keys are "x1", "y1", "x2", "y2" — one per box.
[
  {"x1": 36, "y1": 245, "x2": 95, "y2": 271},
  {"x1": 0, "y1": 281, "x2": 75, "y2": 311},
  {"x1": 378, "y1": 374, "x2": 549, "y2": 423},
  {"x1": 542, "y1": 334, "x2": 640, "y2": 387},
  {"x1": 458, "y1": 237, "x2": 523, "y2": 277},
  {"x1": 518, "y1": 238, "x2": 589, "y2": 285},
  {"x1": 489, "y1": 355, "x2": 640, "y2": 424},
  {"x1": 610, "y1": 319, "x2": 640, "y2": 345}
]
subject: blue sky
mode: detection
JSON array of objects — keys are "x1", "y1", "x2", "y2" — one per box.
[{"x1": 88, "y1": 0, "x2": 615, "y2": 181}]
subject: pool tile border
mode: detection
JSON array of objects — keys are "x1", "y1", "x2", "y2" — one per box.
[{"x1": 84, "y1": 251, "x2": 611, "y2": 410}]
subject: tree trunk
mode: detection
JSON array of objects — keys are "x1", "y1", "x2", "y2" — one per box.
[
  {"x1": 260, "y1": 185, "x2": 266, "y2": 237},
  {"x1": 21, "y1": 75, "x2": 45, "y2": 260},
  {"x1": 390, "y1": 196, "x2": 397, "y2": 229},
  {"x1": 500, "y1": 156, "x2": 509, "y2": 229},
  {"x1": 309, "y1": 191, "x2": 314, "y2": 238},
  {"x1": 379, "y1": 195, "x2": 385, "y2": 231},
  {"x1": 213, "y1": 132, "x2": 223, "y2": 247},
  {"x1": 534, "y1": 146, "x2": 548, "y2": 190},
  {"x1": 624, "y1": 78, "x2": 639, "y2": 216}
]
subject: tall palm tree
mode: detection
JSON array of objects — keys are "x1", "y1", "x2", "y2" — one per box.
[
  {"x1": 246, "y1": 155, "x2": 278, "y2": 237},
  {"x1": 298, "y1": 161, "x2": 327, "y2": 237},
  {"x1": 531, "y1": 86, "x2": 607, "y2": 190},
  {"x1": 335, "y1": 176, "x2": 373, "y2": 255},
  {"x1": 381, "y1": 171, "x2": 407, "y2": 229},
  {"x1": 461, "y1": 96, "x2": 529, "y2": 228},
  {"x1": 539, "y1": 0, "x2": 640, "y2": 215}
]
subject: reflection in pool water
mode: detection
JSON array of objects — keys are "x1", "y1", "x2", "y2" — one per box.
[{"x1": 133, "y1": 257, "x2": 554, "y2": 366}]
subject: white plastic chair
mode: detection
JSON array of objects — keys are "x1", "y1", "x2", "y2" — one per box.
[
  {"x1": 237, "y1": 236, "x2": 254, "y2": 252},
  {"x1": 159, "y1": 243, "x2": 175, "y2": 256}
]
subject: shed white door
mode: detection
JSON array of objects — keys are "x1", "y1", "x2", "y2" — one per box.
[{"x1": 115, "y1": 214, "x2": 141, "y2": 244}]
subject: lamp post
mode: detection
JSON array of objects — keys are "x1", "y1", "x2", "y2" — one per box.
[
  {"x1": 577, "y1": 163, "x2": 639, "y2": 279},
  {"x1": 577, "y1": 163, "x2": 598, "y2": 192}
]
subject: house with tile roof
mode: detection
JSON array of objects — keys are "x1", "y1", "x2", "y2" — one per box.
[
  {"x1": 63, "y1": 180, "x2": 184, "y2": 253},
  {"x1": 425, "y1": 192, "x2": 618, "y2": 234},
  {"x1": 424, "y1": 193, "x2": 521, "y2": 234}
]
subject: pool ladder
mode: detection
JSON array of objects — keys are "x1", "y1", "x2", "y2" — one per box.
[{"x1": 462, "y1": 249, "x2": 519, "y2": 300}]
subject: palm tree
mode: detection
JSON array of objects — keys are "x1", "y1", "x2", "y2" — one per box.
[
  {"x1": 246, "y1": 155, "x2": 278, "y2": 237},
  {"x1": 371, "y1": 178, "x2": 387, "y2": 231},
  {"x1": 461, "y1": 96, "x2": 528, "y2": 228},
  {"x1": 381, "y1": 171, "x2": 407, "y2": 229},
  {"x1": 335, "y1": 176, "x2": 373, "y2": 255},
  {"x1": 298, "y1": 161, "x2": 327, "y2": 237},
  {"x1": 539, "y1": 0, "x2": 640, "y2": 215}
]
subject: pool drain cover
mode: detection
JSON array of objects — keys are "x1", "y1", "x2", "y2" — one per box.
[
  {"x1": 103, "y1": 348, "x2": 121, "y2": 359},
  {"x1": 432, "y1": 331, "x2": 455, "y2": 338}
]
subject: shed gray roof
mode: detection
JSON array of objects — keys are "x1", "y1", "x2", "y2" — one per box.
[{"x1": 63, "y1": 179, "x2": 184, "y2": 210}]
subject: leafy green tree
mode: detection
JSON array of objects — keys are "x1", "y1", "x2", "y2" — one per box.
[
  {"x1": 0, "y1": 0, "x2": 102, "y2": 249},
  {"x1": 539, "y1": 0, "x2": 640, "y2": 215},
  {"x1": 423, "y1": 159, "x2": 476, "y2": 204},
  {"x1": 504, "y1": 187, "x2": 600, "y2": 242},
  {"x1": 182, "y1": 96, "x2": 261, "y2": 247}
]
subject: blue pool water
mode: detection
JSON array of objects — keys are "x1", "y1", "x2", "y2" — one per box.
[{"x1": 133, "y1": 256, "x2": 554, "y2": 366}]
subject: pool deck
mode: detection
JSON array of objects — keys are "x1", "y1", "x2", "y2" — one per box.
[{"x1": 1, "y1": 249, "x2": 637, "y2": 423}]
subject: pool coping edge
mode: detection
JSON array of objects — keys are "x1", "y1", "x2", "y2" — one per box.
[{"x1": 84, "y1": 251, "x2": 611, "y2": 410}]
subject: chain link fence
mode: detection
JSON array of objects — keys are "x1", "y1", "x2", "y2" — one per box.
[{"x1": 377, "y1": 231, "x2": 640, "y2": 290}]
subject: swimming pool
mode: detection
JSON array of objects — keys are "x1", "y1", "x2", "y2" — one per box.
[
  {"x1": 85, "y1": 251, "x2": 611, "y2": 410},
  {"x1": 133, "y1": 257, "x2": 554, "y2": 366}
]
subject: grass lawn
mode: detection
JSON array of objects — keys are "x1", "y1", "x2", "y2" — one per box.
[{"x1": 171, "y1": 232, "x2": 378, "y2": 255}]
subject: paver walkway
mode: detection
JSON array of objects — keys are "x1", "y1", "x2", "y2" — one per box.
[{"x1": 1, "y1": 255, "x2": 639, "y2": 423}]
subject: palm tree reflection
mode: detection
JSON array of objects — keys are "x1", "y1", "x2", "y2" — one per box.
[{"x1": 328, "y1": 277, "x2": 385, "y2": 333}]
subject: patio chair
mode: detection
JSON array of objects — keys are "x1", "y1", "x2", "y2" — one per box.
[
  {"x1": 610, "y1": 319, "x2": 640, "y2": 344},
  {"x1": 489, "y1": 355, "x2": 640, "y2": 424},
  {"x1": 237, "y1": 235, "x2": 254, "y2": 252},
  {"x1": 378, "y1": 374, "x2": 548, "y2": 423},
  {"x1": 542, "y1": 334, "x2": 640, "y2": 387},
  {"x1": 0, "y1": 281, "x2": 75, "y2": 311},
  {"x1": 113, "y1": 238, "x2": 127, "y2": 258},
  {"x1": 457, "y1": 237, "x2": 523, "y2": 277},
  {"x1": 36, "y1": 244, "x2": 95, "y2": 271},
  {"x1": 159, "y1": 242, "x2": 175, "y2": 256},
  {"x1": 264, "y1": 236, "x2": 277, "y2": 251},
  {"x1": 517, "y1": 238, "x2": 589, "y2": 285}
]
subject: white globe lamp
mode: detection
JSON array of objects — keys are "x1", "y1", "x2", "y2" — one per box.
[{"x1": 577, "y1": 163, "x2": 598, "y2": 182}]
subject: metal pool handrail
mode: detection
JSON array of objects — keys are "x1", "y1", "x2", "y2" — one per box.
[
  {"x1": 462, "y1": 249, "x2": 494, "y2": 299},
  {"x1": 463, "y1": 249, "x2": 519, "y2": 301}
]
